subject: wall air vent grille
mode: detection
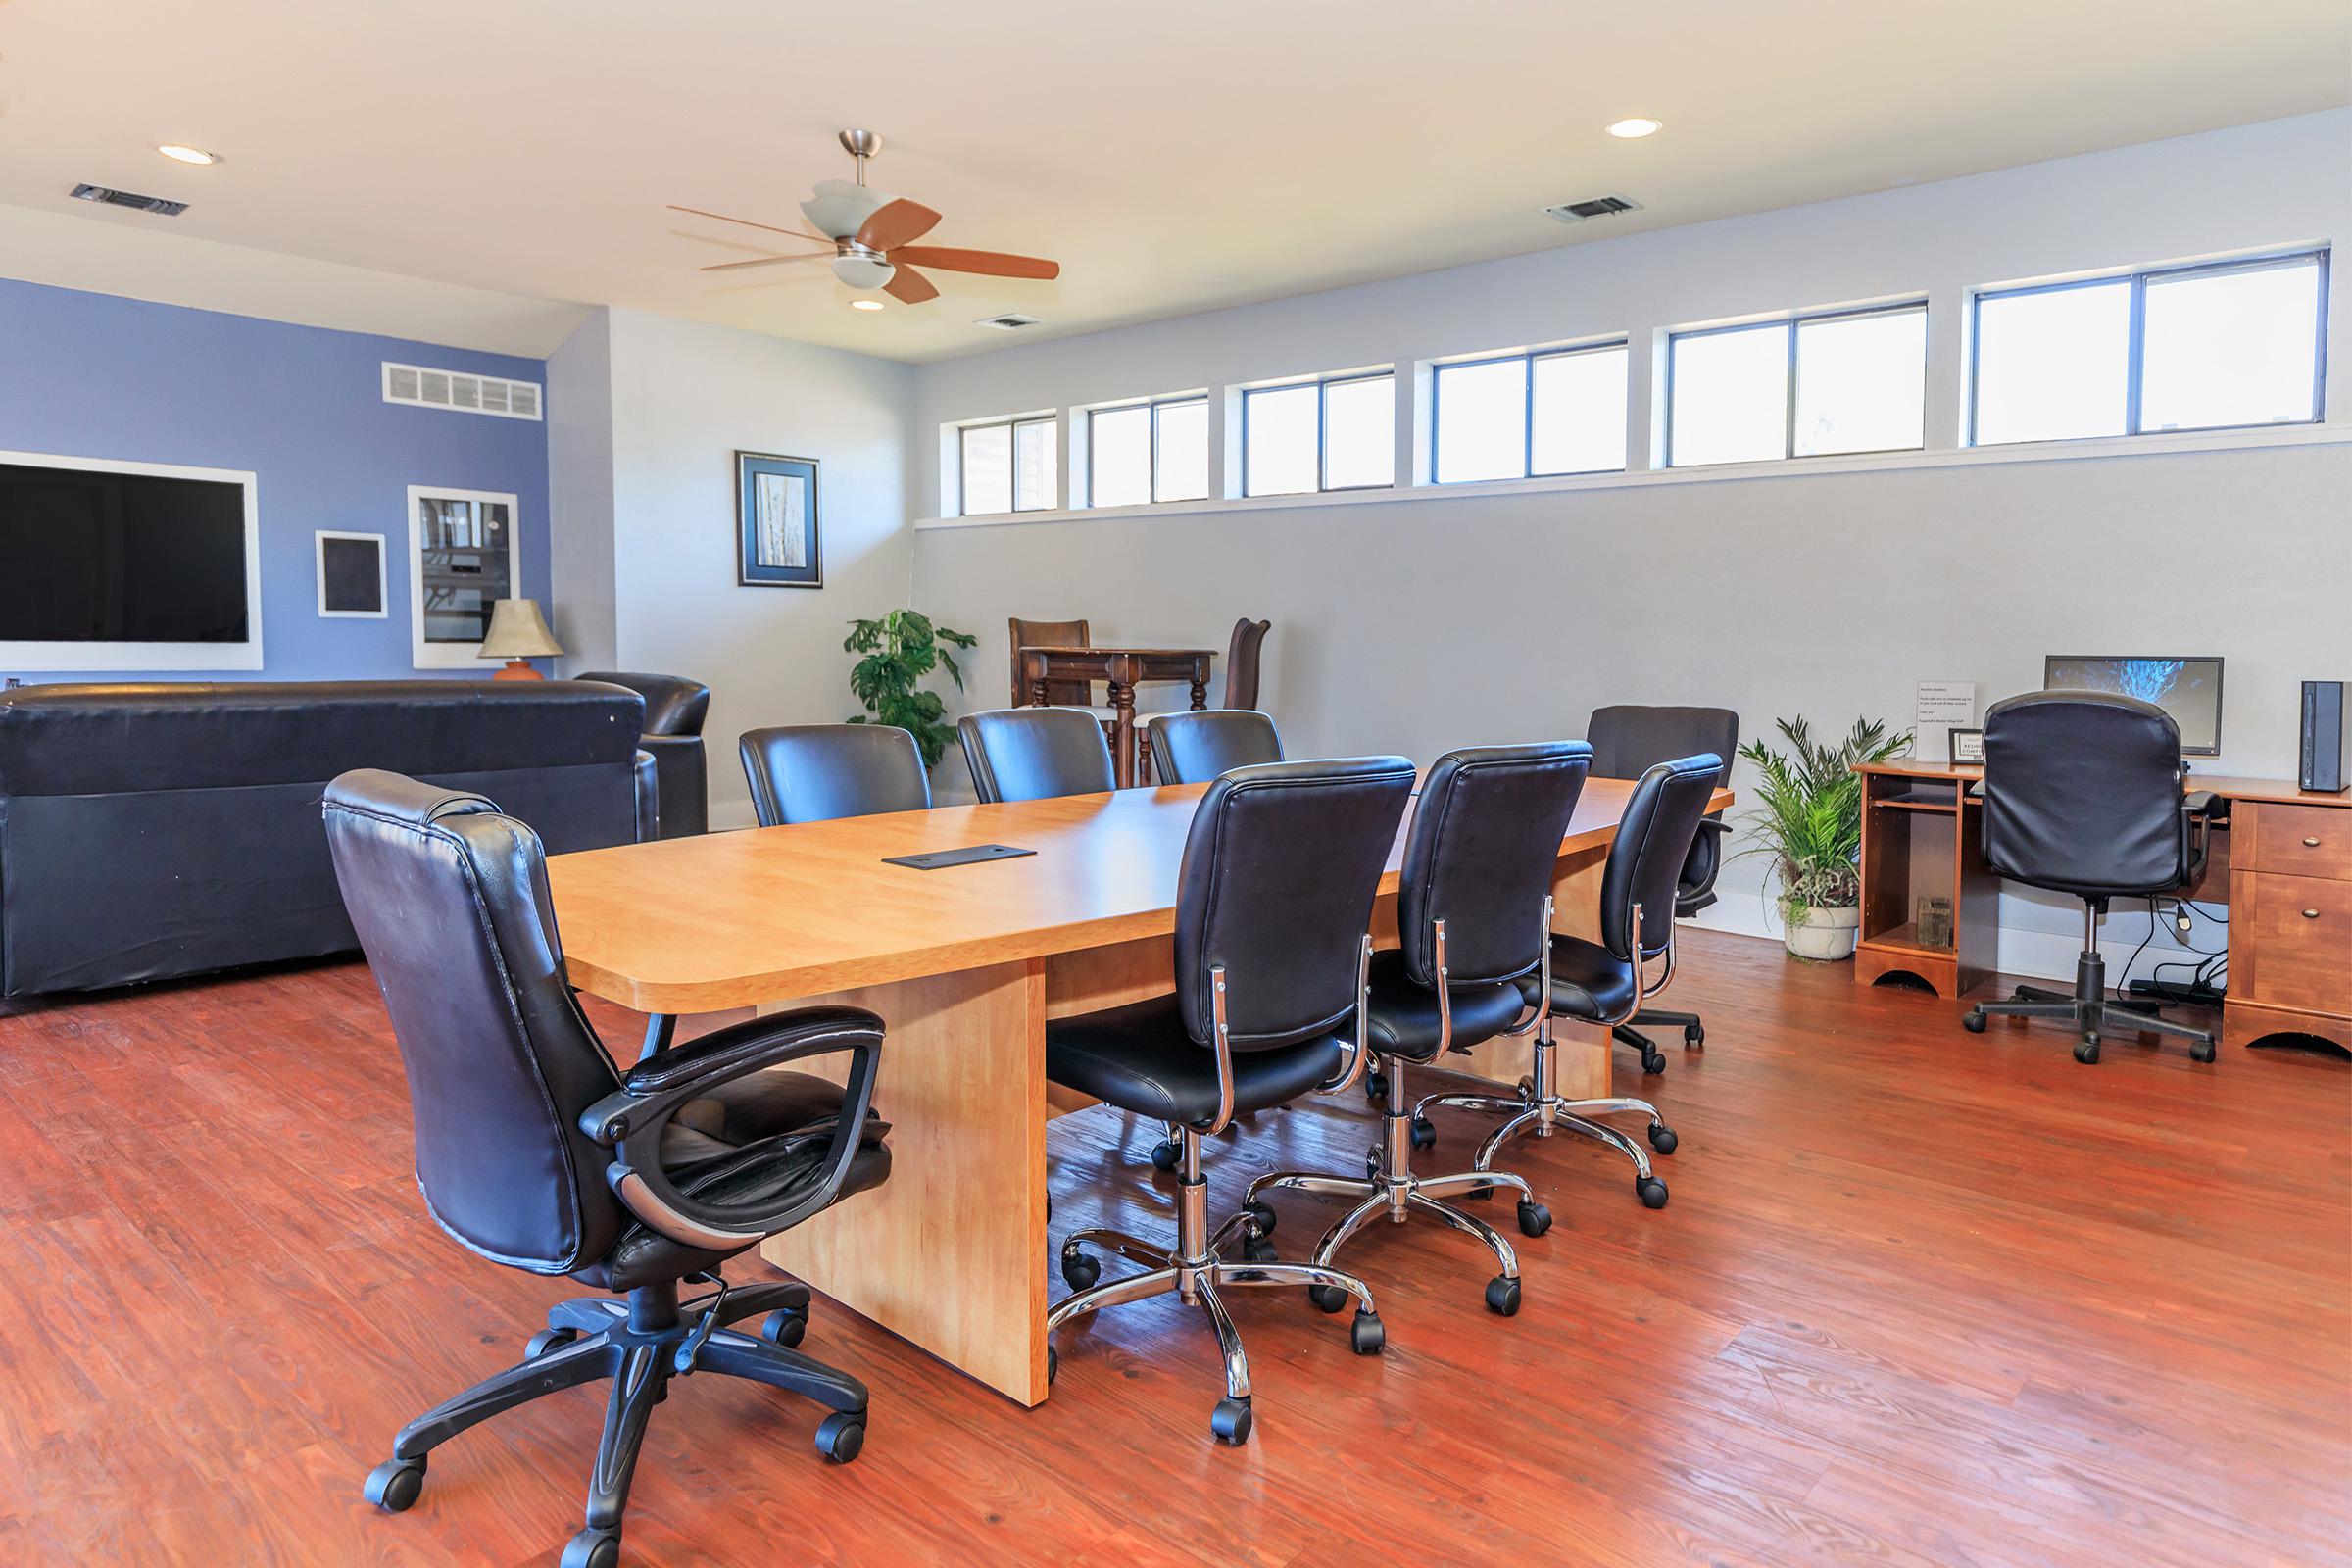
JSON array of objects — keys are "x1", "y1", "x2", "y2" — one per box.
[
  {"x1": 976, "y1": 313, "x2": 1043, "y2": 331},
  {"x1": 382, "y1": 362, "x2": 543, "y2": 421},
  {"x1": 71, "y1": 183, "x2": 188, "y2": 217},
  {"x1": 1542, "y1": 194, "x2": 1643, "y2": 224}
]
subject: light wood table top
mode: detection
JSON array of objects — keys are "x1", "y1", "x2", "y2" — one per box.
[{"x1": 550, "y1": 775, "x2": 1733, "y2": 1015}]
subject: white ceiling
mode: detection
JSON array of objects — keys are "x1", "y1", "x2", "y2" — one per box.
[{"x1": 1, "y1": 0, "x2": 2346, "y2": 363}]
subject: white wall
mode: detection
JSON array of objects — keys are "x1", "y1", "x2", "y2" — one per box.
[
  {"x1": 579, "y1": 307, "x2": 917, "y2": 826},
  {"x1": 547, "y1": 309, "x2": 617, "y2": 671},
  {"x1": 906, "y1": 112, "x2": 2352, "y2": 984}
]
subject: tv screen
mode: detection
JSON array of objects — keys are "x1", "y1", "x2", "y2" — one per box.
[
  {"x1": 0, "y1": 460, "x2": 250, "y2": 644},
  {"x1": 2043, "y1": 655, "x2": 2225, "y2": 756}
]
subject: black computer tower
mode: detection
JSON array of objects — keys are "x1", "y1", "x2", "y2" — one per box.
[{"x1": 2303, "y1": 680, "x2": 2349, "y2": 793}]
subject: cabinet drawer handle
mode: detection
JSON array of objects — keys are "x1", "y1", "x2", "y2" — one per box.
[
  {"x1": 2306, "y1": 836, "x2": 2323, "y2": 848},
  {"x1": 2305, "y1": 908, "x2": 2323, "y2": 919}
]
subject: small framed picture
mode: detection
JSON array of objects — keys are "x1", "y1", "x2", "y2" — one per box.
[
  {"x1": 316, "y1": 530, "x2": 387, "y2": 617},
  {"x1": 1948, "y1": 727, "x2": 1986, "y2": 766},
  {"x1": 737, "y1": 451, "x2": 822, "y2": 589}
]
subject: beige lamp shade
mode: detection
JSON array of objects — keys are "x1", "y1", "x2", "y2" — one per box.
[{"x1": 477, "y1": 598, "x2": 564, "y2": 661}]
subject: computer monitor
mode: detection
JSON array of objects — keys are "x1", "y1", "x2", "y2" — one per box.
[{"x1": 2042, "y1": 656, "x2": 2224, "y2": 756}]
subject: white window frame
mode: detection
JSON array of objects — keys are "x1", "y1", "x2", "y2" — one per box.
[
  {"x1": 0, "y1": 448, "x2": 264, "y2": 671},
  {"x1": 1431, "y1": 340, "x2": 1630, "y2": 483},
  {"x1": 956, "y1": 414, "x2": 1056, "y2": 516},
  {"x1": 1086, "y1": 395, "x2": 1208, "y2": 507},
  {"x1": 1967, "y1": 248, "x2": 2330, "y2": 447},
  {"x1": 408, "y1": 484, "x2": 520, "y2": 669},
  {"x1": 1665, "y1": 301, "x2": 1929, "y2": 467},
  {"x1": 1241, "y1": 370, "x2": 1396, "y2": 496},
  {"x1": 315, "y1": 530, "x2": 387, "y2": 619}
]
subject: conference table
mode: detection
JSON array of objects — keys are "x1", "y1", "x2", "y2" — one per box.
[{"x1": 548, "y1": 773, "x2": 1733, "y2": 1407}]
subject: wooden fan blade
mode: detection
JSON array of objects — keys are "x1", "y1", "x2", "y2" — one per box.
[
  {"x1": 884, "y1": 266, "x2": 940, "y2": 305},
  {"x1": 891, "y1": 246, "x2": 1060, "y2": 281},
  {"x1": 667, "y1": 204, "x2": 832, "y2": 245},
  {"x1": 856, "y1": 198, "x2": 942, "y2": 253},
  {"x1": 700, "y1": 252, "x2": 831, "y2": 272}
]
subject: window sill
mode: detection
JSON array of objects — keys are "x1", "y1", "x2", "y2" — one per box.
[{"x1": 914, "y1": 420, "x2": 2350, "y2": 530}]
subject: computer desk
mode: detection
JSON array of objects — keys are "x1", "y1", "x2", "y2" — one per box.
[{"x1": 1852, "y1": 760, "x2": 2350, "y2": 1054}]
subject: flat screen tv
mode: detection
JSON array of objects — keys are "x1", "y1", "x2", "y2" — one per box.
[
  {"x1": 2043, "y1": 655, "x2": 2225, "y2": 756},
  {"x1": 0, "y1": 456, "x2": 257, "y2": 663}
]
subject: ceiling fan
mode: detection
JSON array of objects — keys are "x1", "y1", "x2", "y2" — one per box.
[{"x1": 671, "y1": 130, "x2": 1060, "y2": 306}]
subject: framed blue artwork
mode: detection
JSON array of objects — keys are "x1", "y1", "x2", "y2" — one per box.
[{"x1": 736, "y1": 451, "x2": 822, "y2": 588}]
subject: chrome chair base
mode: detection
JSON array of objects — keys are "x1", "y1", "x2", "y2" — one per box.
[
  {"x1": 1245, "y1": 1057, "x2": 1538, "y2": 1318},
  {"x1": 1415, "y1": 1026, "x2": 1678, "y2": 1209},
  {"x1": 1050, "y1": 1126, "x2": 1385, "y2": 1444}
]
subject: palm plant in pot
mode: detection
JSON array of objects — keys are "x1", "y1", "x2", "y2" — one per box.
[
  {"x1": 843, "y1": 609, "x2": 979, "y2": 768},
  {"x1": 1735, "y1": 715, "x2": 1911, "y2": 961}
]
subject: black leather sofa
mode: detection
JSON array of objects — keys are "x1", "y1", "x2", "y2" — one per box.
[
  {"x1": 0, "y1": 680, "x2": 656, "y2": 998},
  {"x1": 577, "y1": 671, "x2": 710, "y2": 838}
]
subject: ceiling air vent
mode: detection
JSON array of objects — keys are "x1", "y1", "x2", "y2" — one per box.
[
  {"x1": 382, "y1": 361, "x2": 543, "y2": 421},
  {"x1": 976, "y1": 313, "x2": 1043, "y2": 331},
  {"x1": 1542, "y1": 194, "x2": 1643, "y2": 225},
  {"x1": 71, "y1": 182, "x2": 188, "y2": 217}
]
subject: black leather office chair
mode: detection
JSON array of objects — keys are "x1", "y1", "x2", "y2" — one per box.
[
  {"x1": 1246, "y1": 743, "x2": 1591, "y2": 1317},
  {"x1": 323, "y1": 770, "x2": 891, "y2": 1568},
  {"x1": 1417, "y1": 755, "x2": 1720, "y2": 1210},
  {"x1": 578, "y1": 672, "x2": 711, "y2": 839},
  {"x1": 1588, "y1": 705, "x2": 1739, "y2": 1072},
  {"x1": 1145, "y1": 709, "x2": 1285, "y2": 784},
  {"x1": 1046, "y1": 757, "x2": 1415, "y2": 1444},
  {"x1": 958, "y1": 706, "x2": 1117, "y2": 803},
  {"x1": 742, "y1": 723, "x2": 932, "y2": 825},
  {"x1": 1962, "y1": 692, "x2": 2221, "y2": 1063}
]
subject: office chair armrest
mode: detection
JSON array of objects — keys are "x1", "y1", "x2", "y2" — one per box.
[
  {"x1": 2182, "y1": 789, "x2": 2223, "y2": 881},
  {"x1": 580, "y1": 1006, "x2": 886, "y2": 1250}
]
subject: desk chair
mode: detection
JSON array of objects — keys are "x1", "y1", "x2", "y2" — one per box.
[
  {"x1": 1245, "y1": 743, "x2": 1592, "y2": 1317},
  {"x1": 1046, "y1": 757, "x2": 1415, "y2": 1444},
  {"x1": 1588, "y1": 705, "x2": 1738, "y2": 1072},
  {"x1": 324, "y1": 771, "x2": 891, "y2": 1568},
  {"x1": 959, "y1": 706, "x2": 1117, "y2": 802},
  {"x1": 1416, "y1": 755, "x2": 1720, "y2": 1210},
  {"x1": 1961, "y1": 692, "x2": 2221, "y2": 1063},
  {"x1": 1146, "y1": 709, "x2": 1284, "y2": 784},
  {"x1": 742, "y1": 723, "x2": 932, "y2": 825}
]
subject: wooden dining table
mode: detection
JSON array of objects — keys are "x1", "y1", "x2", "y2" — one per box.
[
  {"x1": 548, "y1": 773, "x2": 1732, "y2": 1408},
  {"x1": 1017, "y1": 644, "x2": 1216, "y2": 787}
]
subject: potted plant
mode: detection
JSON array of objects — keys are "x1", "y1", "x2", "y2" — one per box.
[
  {"x1": 843, "y1": 609, "x2": 980, "y2": 767},
  {"x1": 1735, "y1": 715, "x2": 1911, "y2": 961}
]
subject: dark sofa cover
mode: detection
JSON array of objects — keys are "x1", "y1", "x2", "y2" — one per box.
[{"x1": 0, "y1": 680, "x2": 653, "y2": 998}]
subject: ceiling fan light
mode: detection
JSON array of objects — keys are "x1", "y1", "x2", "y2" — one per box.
[
  {"x1": 831, "y1": 253, "x2": 896, "y2": 291},
  {"x1": 801, "y1": 178, "x2": 890, "y2": 241},
  {"x1": 850, "y1": 298, "x2": 886, "y2": 311},
  {"x1": 1605, "y1": 117, "x2": 1663, "y2": 139}
]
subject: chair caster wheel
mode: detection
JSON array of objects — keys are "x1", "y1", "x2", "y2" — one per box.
[
  {"x1": 760, "y1": 1308, "x2": 808, "y2": 1349},
  {"x1": 813, "y1": 1412, "x2": 865, "y2": 1463},
  {"x1": 1516, "y1": 1076, "x2": 1536, "y2": 1100},
  {"x1": 524, "y1": 1327, "x2": 578, "y2": 1361},
  {"x1": 1350, "y1": 1309, "x2": 1386, "y2": 1355},
  {"x1": 1636, "y1": 1175, "x2": 1669, "y2": 1209},
  {"x1": 1516, "y1": 1200, "x2": 1551, "y2": 1237},
  {"x1": 561, "y1": 1527, "x2": 620, "y2": 1568},
  {"x1": 2013, "y1": 986, "x2": 2034, "y2": 1001},
  {"x1": 1962, "y1": 1009, "x2": 1987, "y2": 1033},
  {"x1": 1060, "y1": 1251, "x2": 1101, "y2": 1292},
  {"x1": 1409, "y1": 1115, "x2": 1436, "y2": 1151},
  {"x1": 1307, "y1": 1282, "x2": 1349, "y2": 1314},
  {"x1": 1210, "y1": 1396, "x2": 1253, "y2": 1445},
  {"x1": 2190, "y1": 1041, "x2": 2216, "y2": 1063},
  {"x1": 1463, "y1": 1181, "x2": 1494, "y2": 1202},
  {"x1": 1242, "y1": 1200, "x2": 1277, "y2": 1239},
  {"x1": 1242, "y1": 1234, "x2": 1279, "y2": 1264},
  {"x1": 1150, "y1": 1139, "x2": 1181, "y2": 1172},
  {"x1": 364, "y1": 1456, "x2": 425, "y2": 1513},
  {"x1": 1363, "y1": 1071, "x2": 1388, "y2": 1102},
  {"x1": 1648, "y1": 1123, "x2": 1678, "y2": 1155},
  {"x1": 1365, "y1": 1148, "x2": 1383, "y2": 1180},
  {"x1": 1685, "y1": 1022, "x2": 1705, "y2": 1048},
  {"x1": 1485, "y1": 1275, "x2": 1521, "y2": 1317},
  {"x1": 2075, "y1": 1039, "x2": 2101, "y2": 1065},
  {"x1": 1641, "y1": 1047, "x2": 1667, "y2": 1075},
  {"x1": 1046, "y1": 1345, "x2": 1058, "y2": 1386}
]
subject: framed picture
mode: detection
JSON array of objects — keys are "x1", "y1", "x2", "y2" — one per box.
[
  {"x1": 408, "y1": 486, "x2": 518, "y2": 667},
  {"x1": 316, "y1": 530, "x2": 387, "y2": 618},
  {"x1": 737, "y1": 451, "x2": 822, "y2": 589},
  {"x1": 1948, "y1": 727, "x2": 1986, "y2": 766}
]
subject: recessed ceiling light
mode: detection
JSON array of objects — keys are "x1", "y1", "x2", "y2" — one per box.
[
  {"x1": 157, "y1": 144, "x2": 220, "y2": 166},
  {"x1": 849, "y1": 298, "x2": 885, "y2": 312},
  {"x1": 1604, "y1": 118, "x2": 1662, "y2": 140}
]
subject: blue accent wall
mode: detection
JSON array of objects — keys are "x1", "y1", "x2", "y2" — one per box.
[{"x1": 0, "y1": 278, "x2": 551, "y2": 683}]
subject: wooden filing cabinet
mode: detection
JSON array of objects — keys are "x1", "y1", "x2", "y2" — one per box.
[{"x1": 2225, "y1": 801, "x2": 2352, "y2": 1054}]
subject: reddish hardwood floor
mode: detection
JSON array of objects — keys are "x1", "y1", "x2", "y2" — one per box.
[{"x1": 0, "y1": 931, "x2": 2345, "y2": 1567}]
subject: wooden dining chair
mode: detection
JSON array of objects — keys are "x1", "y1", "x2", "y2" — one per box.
[
  {"x1": 1222, "y1": 618, "x2": 1271, "y2": 710},
  {"x1": 1007, "y1": 617, "x2": 1093, "y2": 708}
]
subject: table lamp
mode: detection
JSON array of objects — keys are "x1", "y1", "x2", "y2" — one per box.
[{"x1": 477, "y1": 598, "x2": 564, "y2": 680}]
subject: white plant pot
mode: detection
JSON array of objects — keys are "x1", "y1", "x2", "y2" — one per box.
[{"x1": 1784, "y1": 904, "x2": 1861, "y2": 962}]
